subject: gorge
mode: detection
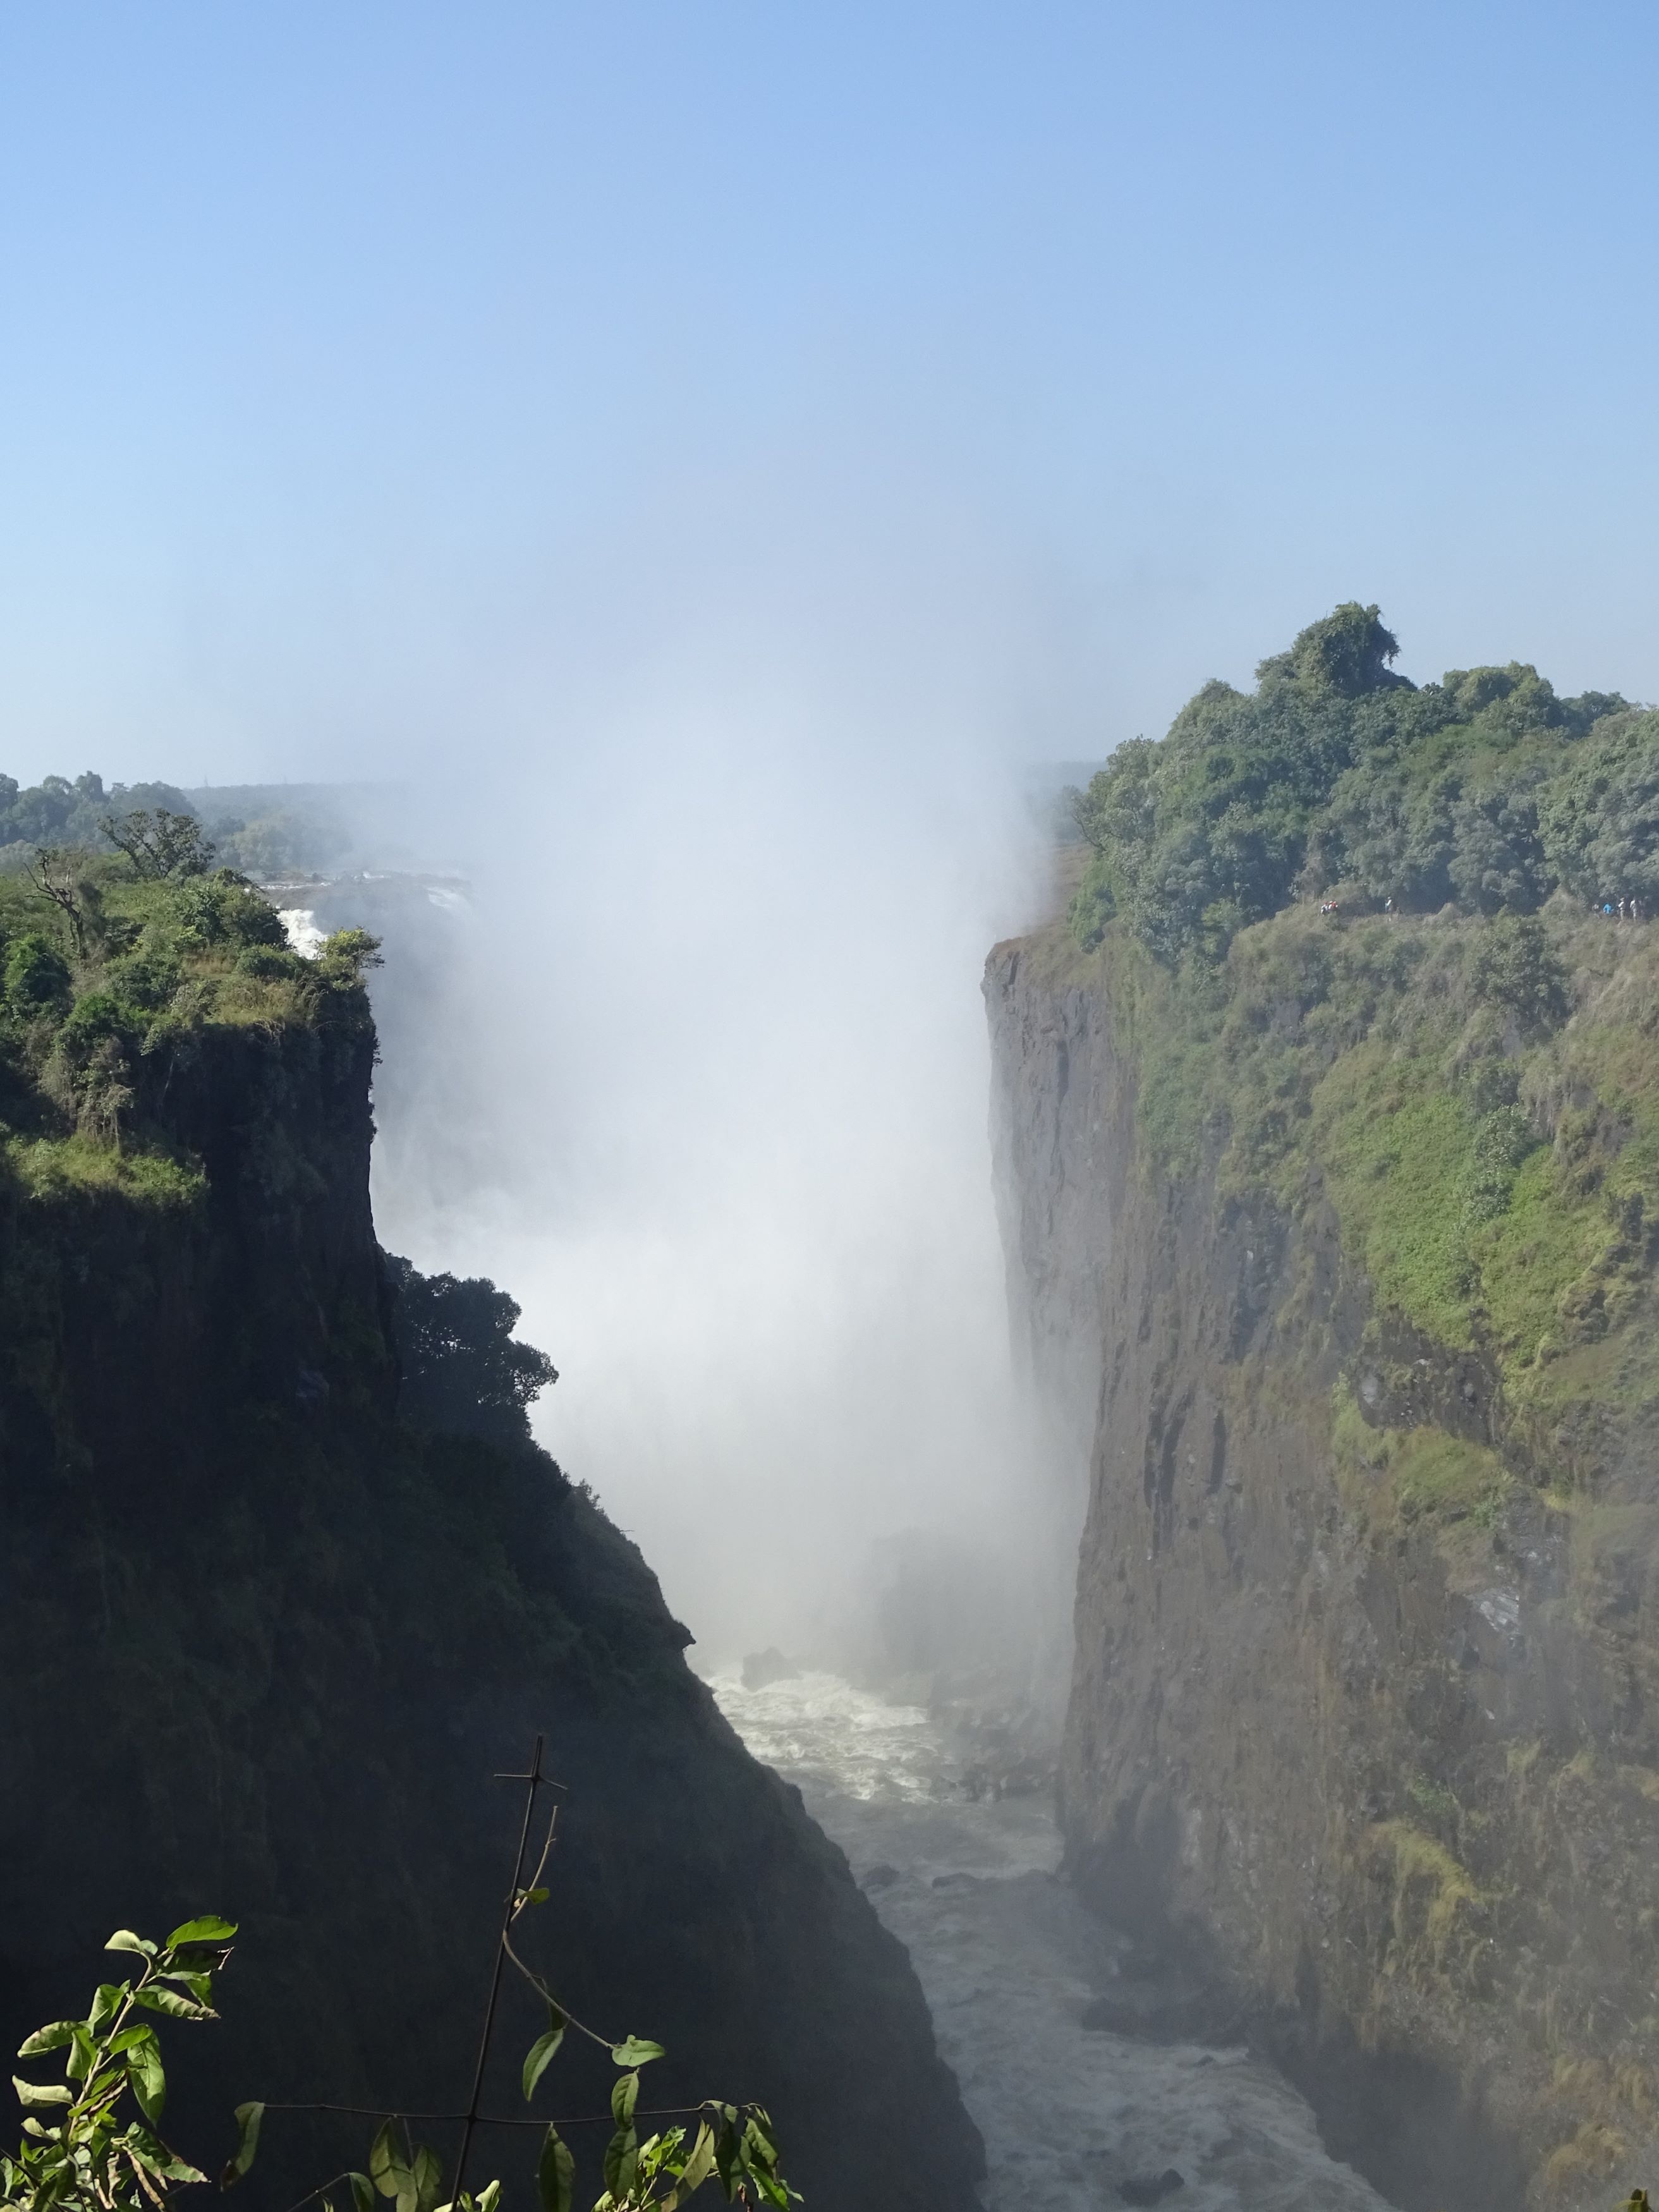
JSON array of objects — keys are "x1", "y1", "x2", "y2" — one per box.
[
  {"x1": 8, "y1": 595, "x2": 1659, "y2": 2212},
  {"x1": 984, "y1": 609, "x2": 1659, "y2": 2209}
]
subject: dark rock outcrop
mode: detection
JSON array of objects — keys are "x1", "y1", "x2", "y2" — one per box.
[{"x1": 0, "y1": 995, "x2": 981, "y2": 2210}]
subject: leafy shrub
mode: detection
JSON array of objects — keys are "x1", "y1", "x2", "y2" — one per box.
[
  {"x1": 315, "y1": 927, "x2": 384, "y2": 981},
  {"x1": 103, "y1": 947, "x2": 185, "y2": 1012},
  {"x1": 167, "y1": 873, "x2": 288, "y2": 953},
  {"x1": 1466, "y1": 915, "x2": 1569, "y2": 1029},
  {"x1": 1459, "y1": 1105, "x2": 1539, "y2": 1225},
  {"x1": 232, "y1": 945, "x2": 308, "y2": 981},
  {"x1": 1066, "y1": 853, "x2": 1117, "y2": 951},
  {"x1": 56, "y1": 992, "x2": 134, "y2": 1064},
  {"x1": 3, "y1": 932, "x2": 72, "y2": 1016}
]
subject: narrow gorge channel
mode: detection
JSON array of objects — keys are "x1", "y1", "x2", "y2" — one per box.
[{"x1": 713, "y1": 1670, "x2": 1389, "y2": 2212}]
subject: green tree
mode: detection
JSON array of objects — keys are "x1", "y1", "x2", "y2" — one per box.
[
  {"x1": 100, "y1": 811, "x2": 216, "y2": 882},
  {"x1": 386, "y1": 1258, "x2": 557, "y2": 1449}
]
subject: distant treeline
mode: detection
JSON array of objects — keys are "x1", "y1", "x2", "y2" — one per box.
[
  {"x1": 0, "y1": 771, "x2": 348, "y2": 881},
  {"x1": 1067, "y1": 602, "x2": 1655, "y2": 957}
]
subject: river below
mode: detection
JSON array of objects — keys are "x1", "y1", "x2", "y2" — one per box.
[{"x1": 710, "y1": 1668, "x2": 1390, "y2": 2212}]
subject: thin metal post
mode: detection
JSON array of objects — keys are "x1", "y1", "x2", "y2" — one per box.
[{"x1": 451, "y1": 1734, "x2": 547, "y2": 2208}]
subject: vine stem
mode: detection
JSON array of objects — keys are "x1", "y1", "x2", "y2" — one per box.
[{"x1": 256, "y1": 2103, "x2": 721, "y2": 2128}]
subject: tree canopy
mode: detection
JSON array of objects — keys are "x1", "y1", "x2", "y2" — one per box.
[
  {"x1": 1067, "y1": 604, "x2": 1642, "y2": 958},
  {"x1": 384, "y1": 1256, "x2": 558, "y2": 1449}
]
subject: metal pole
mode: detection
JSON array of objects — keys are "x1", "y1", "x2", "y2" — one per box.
[{"x1": 451, "y1": 1734, "x2": 546, "y2": 2208}]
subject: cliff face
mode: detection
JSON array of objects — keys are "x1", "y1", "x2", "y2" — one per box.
[
  {"x1": 0, "y1": 998, "x2": 980, "y2": 2211},
  {"x1": 987, "y1": 919, "x2": 1659, "y2": 2212}
]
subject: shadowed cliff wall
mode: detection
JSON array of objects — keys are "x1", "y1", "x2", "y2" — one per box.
[{"x1": 0, "y1": 994, "x2": 982, "y2": 2212}]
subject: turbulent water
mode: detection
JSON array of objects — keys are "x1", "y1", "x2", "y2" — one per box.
[{"x1": 711, "y1": 1669, "x2": 1390, "y2": 2212}]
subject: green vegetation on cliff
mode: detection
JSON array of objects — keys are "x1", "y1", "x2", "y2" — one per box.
[
  {"x1": 1069, "y1": 600, "x2": 1643, "y2": 959},
  {"x1": 0, "y1": 831, "x2": 376, "y2": 1203},
  {"x1": 1065, "y1": 607, "x2": 1659, "y2": 1443}
]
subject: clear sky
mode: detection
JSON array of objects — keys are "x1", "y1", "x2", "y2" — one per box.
[{"x1": 1, "y1": 0, "x2": 1657, "y2": 784}]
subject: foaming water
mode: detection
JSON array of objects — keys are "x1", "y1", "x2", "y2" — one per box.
[{"x1": 712, "y1": 1670, "x2": 1390, "y2": 2212}]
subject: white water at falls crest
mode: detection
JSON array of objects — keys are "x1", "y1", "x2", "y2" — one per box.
[{"x1": 711, "y1": 1670, "x2": 1390, "y2": 2212}]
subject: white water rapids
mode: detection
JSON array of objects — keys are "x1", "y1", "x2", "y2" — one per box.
[{"x1": 711, "y1": 1669, "x2": 1390, "y2": 2212}]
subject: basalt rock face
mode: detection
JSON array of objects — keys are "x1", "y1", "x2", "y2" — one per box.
[
  {"x1": 0, "y1": 1007, "x2": 981, "y2": 2211},
  {"x1": 985, "y1": 923, "x2": 1659, "y2": 2212}
]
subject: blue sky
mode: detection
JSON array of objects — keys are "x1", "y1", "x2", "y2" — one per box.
[{"x1": 2, "y1": 0, "x2": 1657, "y2": 783}]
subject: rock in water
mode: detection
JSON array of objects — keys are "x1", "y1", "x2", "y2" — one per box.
[
  {"x1": 1119, "y1": 2170, "x2": 1184, "y2": 2206},
  {"x1": 741, "y1": 1645, "x2": 801, "y2": 1689}
]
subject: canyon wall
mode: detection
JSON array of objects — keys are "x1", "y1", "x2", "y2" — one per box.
[
  {"x1": 987, "y1": 916, "x2": 1659, "y2": 2212},
  {"x1": 0, "y1": 974, "x2": 981, "y2": 2211}
]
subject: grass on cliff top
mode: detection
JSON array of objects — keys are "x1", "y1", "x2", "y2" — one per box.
[
  {"x1": 4, "y1": 1131, "x2": 205, "y2": 1207},
  {"x1": 0, "y1": 855, "x2": 377, "y2": 1205},
  {"x1": 1058, "y1": 898, "x2": 1659, "y2": 1414}
]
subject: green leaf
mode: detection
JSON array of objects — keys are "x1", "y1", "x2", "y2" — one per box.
[
  {"x1": 602, "y1": 2124, "x2": 637, "y2": 2204},
  {"x1": 157, "y1": 1970, "x2": 213, "y2": 2003},
  {"x1": 537, "y1": 2127, "x2": 574, "y2": 2212},
  {"x1": 165, "y1": 1916, "x2": 235, "y2": 1950},
  {"x1": 107, "y1": 2026, "x2": 154, "y2": 2057},
  {"x1": 15, "y1": 2023, "x2": 76, "y2": 2059},
  {"x1": 133, "y1": 2139, "x2": 207, "y2": 2185},
  {"x1": 11, "y1": 2079, "x2": 72, "y2": 2110},
  {"x1": 105, "y1": 1931, "x2": 157, "y2": 1959},
  {"x1": 128, "y1": 2038, "x2": 166, "y2": 2124},
  {"x1": 678, "y1": 2125, "x2": 717, "y2": 2197},
  {"x1": 476, "y1": 2182, "x2": 501, "y2": 2212},
  {"x1": 743, "y1": 2115, "x2": 778, "y2": 2168},
  {"x1": 521, "y1": 2007, "x2": 568, "y2": 2101},
  {"x1": 609, "y1": 2037, "x2": 664, "y2": 2069},
  {"x1": 611, "y1": 2072, "x2": 639, "y2": 2127},
  {"x1": 135, "y1": 1985, "x2": 212, "y2": 2021},
  {"x1": 515, "y1": 1887, "x2": 550, "y2": 1909},
  {"x1": 219, "y1": 2101, "x2": 264, "y2": 2187},
  {"x1": 370, "y1": 2121, "x2": 418, "y2": 2212},
  {"x1": 89, "y1": 1983, "x2": 130, "y2": 2034},
  {"x1": 348, "y1": 2170, "x2": 375, "y2": 2212},
  {"x1": 368, "y1": 2122, "x2": 397, "y2": 2185},
  {"x1": 412, "y1": 2143, "x2": 444, "y2": 2212},
  {"x1": 712, "y1": 2115, "x2": 739, "y2": 2197}
]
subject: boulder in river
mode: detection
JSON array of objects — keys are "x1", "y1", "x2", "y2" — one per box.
[{"x1": 741, "y1": 1646, "x2": 801, "y2": 1689}]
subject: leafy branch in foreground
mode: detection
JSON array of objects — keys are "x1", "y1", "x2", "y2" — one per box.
[
  {"x1": 230, "y1": 1747, "x2": 796, "y2": 2212},
  {"x1": 1, "y1": 1914, "x2": 237, "y2": 2212},
  {"x1": 4, "y1": 1746, "x2": 796, "y2": 2212}
]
